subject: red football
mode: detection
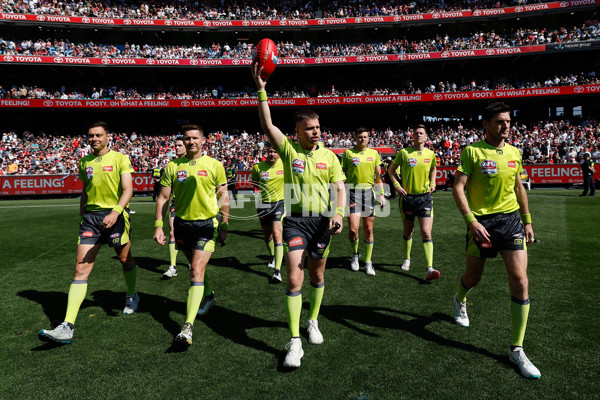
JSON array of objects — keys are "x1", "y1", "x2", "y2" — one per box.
[{"x1": 253, "y1": 38, "x2": 278, "y2": 80}]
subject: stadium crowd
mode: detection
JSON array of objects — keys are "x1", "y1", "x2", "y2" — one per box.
[
  {"x1": 0, "y1": 71, "x2": 598, "y2": 100},
  {"x1": 1, "y1": 0, "x2": 553, "y2": 21},
  {"x1": 1, "y1": 22, "x2": 598, "y2": 60},
  {"x1": 1, "y1": 120, "x2": 598, "y2": 176}
]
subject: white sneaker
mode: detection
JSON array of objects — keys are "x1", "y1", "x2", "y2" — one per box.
[
  {"x1": 365, "y1": 261, "x2": 376, "y2": 276},
  {"x1": 270, "y1": 269, "x2": 282, "y2": 283},
  {"x1": 163, "y1": 265, "x2": 177, "y2": 278},
  {"x1": 425, "y1": 267, "x2": 441, "y2": 280},
  {"x1": 350, "y1": 254, "x2": 359, "y2": 271},
  {"x1": 283, "y1": 337, "x2": 304, "y2": 368},
  {"x1": 38, "y1": 322, "x2": 74, "y2": 344},
  {"x1": 307, "y1": 319, "x2": 324, "y2": 344},
  {"x1": 401, "y1": 259, "x2": 411, "y2": 271},
  {"x1": 267, "y1": 257, "x2": 276, "y2": 269},
  {"x1": 453, "y1": 294, "x2": 469, "y2": 327},
  {"x1": 123, "y1": 293, "x2": 140, "y2": 315},
  {"x1": 509, "y1": 347, "x2": 541, "y2": 379},
  {"x1": 175, "y1": 322, "x2": 193, "y2": 347},
  {"x1": 197, "y1": 292, "x2": 216, "y2": 316}
]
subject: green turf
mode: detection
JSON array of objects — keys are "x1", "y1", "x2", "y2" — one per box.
[{"x1": 1, "y1": 190, "x2": 598, "y2": 399}]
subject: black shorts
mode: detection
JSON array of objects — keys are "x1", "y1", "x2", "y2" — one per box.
[
  {"x1": 348, "y1": 188, "x2": 375, "y2": 217},
  {"x1": 466, "y1": 211, "x2": 526, "y2": 258},
  {"x1": 173, "y1": 217, "x2": 218, "y2": 252},
  {"x1": 400, "y1": 193, "x2": 433, "y2": 221},
  {"x1": 257, "y1": 200, "x2": 285, "y2": 225},
  {"x1": 283, "y1": 215, "x2": 331, "y2": 259},
  {"x1": 78, "y1": 210, "x2": 130, "y2": 247}
]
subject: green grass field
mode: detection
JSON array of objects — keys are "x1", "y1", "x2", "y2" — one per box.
[{"x1": 1, "y1": 190, "x2": 598, "y2": 400}]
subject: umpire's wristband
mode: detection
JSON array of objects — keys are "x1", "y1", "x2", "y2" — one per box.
[
  {"x1": 257, "y1": 91, "x2": 268, "y2": 102},
  {"x1": 520, "y1": 213, "x2": 532, "y2": 224},
  {"x1": 112, "y1": 205, "x2": 124, "y2": 214},
  {"x1": 336, "y1": 207, "x2": 345, "y2": 218},
  {"x1": 463, "y1": 212, "x2": 477, "y2": 226},
  {"x1": 154, "y1": 220, "x2": 164, "y2": 228}
]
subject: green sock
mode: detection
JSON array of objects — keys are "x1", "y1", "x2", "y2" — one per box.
[
  {"x1": 402, "y1": 236, "x2": 413, "y2": 260},
  {"x1": 122, "y1": 264, "x2": 137, "y2": 296},
  {"x1": 185, "y1": 282, "x2": 205, "y2": 325},
  {"x1": 169, "y1": 241, "x2": 178, "y2": 266},
  {"x1": 350, "y1": 238, "x2": 359, "y2": 255},
  {"x1": 364, "y1": 241, "x2": 374, "y2": 263},
  {"x1": 64, "y1": 280, "x2": 88, "y2": 325},
  {"x1": 510, "y1": 298, "x2": 530, "y2": 347},
  {"x1": 456, "y1": 278, "x2": 471, "y2": 303},
  {"x1": 285, "y1": 290, "x2": 302, "y2": 337},
  {"x1": 308, "y1": 282, "x2": 324, "y2": 321},
  {"x1": 265, "y1": 239, "x2": 274, "y2": 257},
  {"x1": 423, "y1": 240, "x2": 433, "y2": 268},
  {"x1": 274, "y1": 243, "x2": 284, "y2": 270},
  {"x1": 203, "y1": 269, "x2": 212, "y2": 296}
]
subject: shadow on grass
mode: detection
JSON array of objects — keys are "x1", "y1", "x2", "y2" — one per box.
[
  {"x1": 227, "y1": 229, "x2": 264, "y2": 240},
  {"x1": 326, "y1": 257, "x2": 431, "y2": 284},
  {"x1": 375, "y1": 265, "x2": 431, "y2": 285},
  {"x1": 317, "y1": 304, "x2": 512, "y2": 368},
  {"x1": 109, "y1": 256, "x2": 167, "y2": 275},
  {"x1": 210, "y1": 256, "x2": 272, "y2": 280}
]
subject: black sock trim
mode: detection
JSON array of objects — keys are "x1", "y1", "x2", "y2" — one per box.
[{"x1": 511, "y1": 297, "x2": 530, "y2": 305}]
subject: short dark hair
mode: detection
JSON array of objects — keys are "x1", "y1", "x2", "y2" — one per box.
[
  {"x1": 293, "y1": 109, "x2": 319, "y2": 125},
  {"x1": 413, "y1": 124, "x2": 427, "y2": 132},
  {"x1": 181, "y1": 124, "x2": 203, "y2": 136},
  {"x1": 482, "y1": 102, "x2": 511, "y2": 122},
  {"x1": 174, "y1": 135, "x2": 184, "y2": 143},
  {"x1": 87, "y1": 121, "x2": 109, "y2": 133},
  {"x1": 355, "y1": 127, "x2": 369, "y2": 136}
]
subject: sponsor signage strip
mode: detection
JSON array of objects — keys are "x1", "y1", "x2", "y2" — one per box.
[
  {"x1": 0, "y1": 85, "x2": 597, "y2": 109},
  {"x1": 0, "y1": 1, "x2": 597, "y2": 28},
  {"x1": 1, "y1": 165, "x2": 596, "y2": 196}
]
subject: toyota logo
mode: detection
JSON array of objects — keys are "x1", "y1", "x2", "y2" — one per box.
[
  {"x1": 203, "y1": 21, "x2": 211, "y2": 26},
  {"x1": 181, "y1": 100, "x2": 190, "y2": 107},
  {"x1": 101, "y1": 58, "x2": 111, "y2": 64},
  {"x1": 559, "y1": 1, "x2": 569, "y2": 6},
  {"x1": 146, "y1": 59, "x2": 156, "y2": 64},
  {"x1": 164, "y1": 20, "x2": 173, "y2": 25},
  {"x1": 441, "y1": 52, "x2": 449, "y2": 58},
  {"x1": 394, "y1": 16, "x2": 402, "y2": 21},
  {"x1": 232, "y1": 59, "x2": 240, "y2": 65},
  {"x1": 82, "y1": 17, "x2": 90, "y2": 23},
  {"x1": 280, "y1": 20, "x2": 287, "y2": 26},
  {"x1": 318, "y1": 19, "x2": 325, "y2": 25},
  {"x1": 432, "y1": 13, "x2": 440, "y2": 19},
  {"x1": 36, "y1": 15, "x2": 46, "y2": 21},
  {"x1": 43, "y1": 100, "x2": 54, "y2": 107},
  {"x1": 515, "y1": 6, "x2": 523, "y2": 12},
  {"x1": 242, "y1": 20, "x2": 250, "y2": 26},
  {"x1": 486, "y1": 49, "x2": 495, "y2": 55},
  {"x1": 307, "y1": 99, "x2": 315, "y2": 104},
  {"x1": 355, "y1": 18, "x2": 363, "y2": 23},
  {"x1": 190, "y1": 59, "x2": 198, "y2": 65},
  {"x1": 433, "y1": 94, "x2": 443, "y2": 100},
  {"x1": 357, "y1": 56, "x2": 365, "y2": 62},
  {"x1": 399, "y1": 54, "x2": 406, "y2": 60},
  {"x1": 315, "y1": 58, "x2": 323, "y2": 63},
  {"x1": 574, "y1": 86, "x2": 585, "y2": 93},
  {"x1": 54, "y1": 57, "x2": 64, "y2": 63},
  {"x1": 124, "y1": 19, "x2": 132, "y2": 24},
  {"x1": 472, "y1": 10, "x2": 481, "y2": 16},
  {"x1": 4, "y1": 55, "x2": 14, "y2": 62}
]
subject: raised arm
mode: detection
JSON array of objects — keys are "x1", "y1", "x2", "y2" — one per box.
[{"x1": 251, "y1": 62, "x2": 285, "y2": 150}]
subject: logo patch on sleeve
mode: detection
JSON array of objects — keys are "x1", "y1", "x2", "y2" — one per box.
[
  {"x1": 316, "y1": 163, "x2": 327, "y2": 170},
  {"x1": 103, "y1": 166, "x2": 113, "y2": 171}
]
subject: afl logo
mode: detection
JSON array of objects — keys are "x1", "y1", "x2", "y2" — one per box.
[
  {"x1": 43, "y1": 100, "x2": 53, "y2": 107},
  {"x1": 36, "y1": 15, "x2": 46, "y2": 21},
  {"x1": 177, "y1": 170, "x2": 188, "y2": 182},
  {"x1": 82, "y1": 17, "x2": 90, "y2": 23},
  {"x1": 481, "y1": 160, "x2": 497, "y2": 174},
  {"x1": 261, "y1": 171, "x2": 270, "y2": 180},
  {"x1": 146, "y1": 59, "x2": 156, "y2": 65},
  {"x1": 124, "y1": 19, "x2": 132, "y2": 24},
  {"x1": 101, "y1": 58, "x2": 111, "y2": 64},
  {"x1": 486, "y1": 49, "x2": 495, "y2": 55},
  {"x1": 408, "y1": 158, "x2": 418, "y2": 167},
  {"x1": 164, "y1": 20, "x2": 173, "y2": 25},
  {"x1": 292, "y1": 159, "x2": 305, "y2": 174},
  {"x1": 54, "y1": 57, "x2": 64, "y2": 63},
  {"x1": 357, "y1": 56, "x2": 365, "y2": 62},
  {"x1": 181, "y1": 100, "x2": 190, "y2": 107},
  {"x1": 433, "y1": 94, "x2": 443, "y2": 100},
  {"x1": 307, "y1": 98, "x2": 315, "y2": 105},
  {"x1": 574, "y1": 86, "x2": 585, "y2": 93},
  {"x1": 4, "y1": 55, "x2": 14, "y2": 62},
  {"x1": 352, "y1": 157, "x2": 361, "y2": 166}
]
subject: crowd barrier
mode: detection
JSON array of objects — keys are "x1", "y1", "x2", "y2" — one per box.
[{"x1": 1, "y1": 164, "x2": 596, "y2": 196}]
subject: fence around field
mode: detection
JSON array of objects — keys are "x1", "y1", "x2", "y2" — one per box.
[{"x1": 1, "y1": 164, "x2": 596, "y2": 196}]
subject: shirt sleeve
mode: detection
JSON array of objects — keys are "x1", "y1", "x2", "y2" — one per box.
[
  {"x1": 393, "y1": 150, "x2": 403, "y2": 169},
  {"x1": 276, "y1": 136, "x2": 292, "y2": 162},
  {"x1": 251, "y1": 164, "x2": 259, "y2": 181},
  {"x1": 457, "y1": 146, "x2": 473, "y2": 176},
  {"x1": 341, "y1": 150, "x2": 349, "y2": 170},
  {"x1": 119, "y1": 154, "x2": 135, "y2": 175},
  {"x1": 161, "y1": 161, "x2": 173, "y2": 187},
  {"x1": 78, "y1": 159, "x2": 87, "y2": 182},
  {"x1": 329, "y1": 153, "x2": 346, "y2": 183},
  {"x1": 215, "y1": 162, "x2": 227, "y2": 186}
]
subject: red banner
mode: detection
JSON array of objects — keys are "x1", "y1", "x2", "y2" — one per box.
[
  {"x1": 0, "y1": 44, "x2": 553, "y2": 67},
  {"x1": 0, "y1": 85, "x2": 596, "y2": 109},
  {"x1": 0, "y1": 1, "x2": 596, "y2": 28}
]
